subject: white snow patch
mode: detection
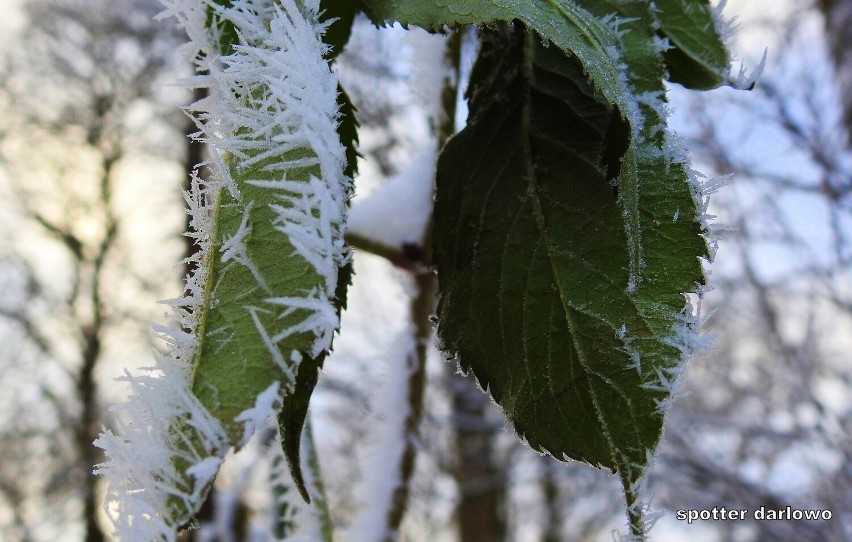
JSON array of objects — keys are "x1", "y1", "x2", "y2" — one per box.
[
  {"x1": 348, "y1": 144, "x2": 437, "y2": 249},
  {"x1": 346, "y1": 325, "x2": 419, "y2": 542},
  {"x1": 404, "y1": 28, "x2": 454, "y2": 124}
]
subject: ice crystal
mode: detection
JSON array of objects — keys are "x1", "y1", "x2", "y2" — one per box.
[{"x1": 94, "y1": 357, "x2": 230, "y2": 542}]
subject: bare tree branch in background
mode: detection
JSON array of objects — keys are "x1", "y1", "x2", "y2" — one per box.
[
  {"x1": 0, "y1": 1, "x2": 185, "y2": 540},
  {"x1": 644, "y1": 2, "x2": 852, "y2": 541}
]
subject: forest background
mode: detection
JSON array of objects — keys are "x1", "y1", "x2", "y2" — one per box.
[{"x1": 0, "y1": 0, "x2": 849, "y2": 541}]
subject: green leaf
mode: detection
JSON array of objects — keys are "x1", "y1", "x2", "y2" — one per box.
[
  {"x1": 95, "y1": 2, "x2": 353, "y2": 537},
  {"x1": 433, "y1": 21, "x2": 706, "y2": 534},
  {"x1": 191, "y1": 147, "x2": 333, "y2": 445},
  {"x1": 364, "y1": 2, "x2": 718, "y2": 529},
  {"x1": 277, "y1": 84, "x2": 359, "y2": 503},
  {"x1": 192, "y1": 0, "x2": 355, "y2": 506},
  {"x1": 319, "y1": 0, "x2": 361, "y2": 59},
  {"x1": 654, "y1": 0, "x2": 731, "y2": 89}
]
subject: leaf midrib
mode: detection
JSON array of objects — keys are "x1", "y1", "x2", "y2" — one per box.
[{"x1": 518, "y1": 29, "x2": 622, "y2": 471}]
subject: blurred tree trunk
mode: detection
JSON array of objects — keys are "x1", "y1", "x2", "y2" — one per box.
[
  {"x1": 0, "y1": 1, "x2": 185, "y2": 539},
  {"x1": 76, "y1": 153, "x2": 118, "y2": 542},
  {"x1": 449, "y1": 372, "x2": 506, "y2": 542},
  {"x1": 541, "y1": 459, "x2": 562, "y2": 542}
]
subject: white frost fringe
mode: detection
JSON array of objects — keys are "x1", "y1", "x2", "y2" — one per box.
[
  {"x1": 172, "y1": 0, "x2": 350, "y2": 361},
  {"x1": 95, "y1": 162, "x2": 231, "y2": 541},
  {"x1": 95, "y1": 0, "x2": 348, "y2": 540}
]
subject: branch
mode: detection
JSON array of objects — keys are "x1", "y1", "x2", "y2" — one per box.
[
  {"x1": 346, "y1": 231, "x2": 421, "y2": 271},
  {"x1": 0, "y1": 308, "x2": 51, "y2": 358},
  {"x1": 384, "y1": 29, "x2": 463, "y2": 539}
]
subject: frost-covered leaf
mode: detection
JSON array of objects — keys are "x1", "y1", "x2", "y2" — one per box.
[
  {"x1": 192, "y1": 0, "x2": 351, "y2": 504},
  {"x1": 433, "y1": 21, "x2": 707, "y2": 535},
  {"x1": 362, "y1": 0, "x2": 726, "y2": 535},
  {"x1": 360, "y1": 0, "x2": 628, "y2": 108},
  {"x1": 95, "y1": 0, "x2": 350, "y2": 537},
  {"x1": 654, "y1": 0, "x2": 731, "y2": 89},
  {"x1": 319, "y1": 0, "x2": 360, "y2": 58}
]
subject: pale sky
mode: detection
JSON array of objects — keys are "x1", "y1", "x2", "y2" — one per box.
[{"x1": 0, "y1": 0, "x2": 24, "y2": 34}]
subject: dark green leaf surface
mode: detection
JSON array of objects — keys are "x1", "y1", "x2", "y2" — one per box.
[
  {"x1": 191, "y1": 3, "x2": 356, "y2": 503},
  {"x1": 191, "y1": 148, "x2": 331, "y2": 446},
  {"x1": 319, "y1": 0, "x2": 361, "y2": 58},
  {"x1": 655, "y1": 0, "x2": 730, "y2": 89},
  {"x1": 365, "y1": 2, "x2": 720, "y2": 533},
  {"x1": 433, "y1": 22, "x2": 705, "y2": 514}
]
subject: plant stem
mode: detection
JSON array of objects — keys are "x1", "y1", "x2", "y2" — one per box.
[{"x1": 346, "y1": 232, "x2": 418, "y2": 271}]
